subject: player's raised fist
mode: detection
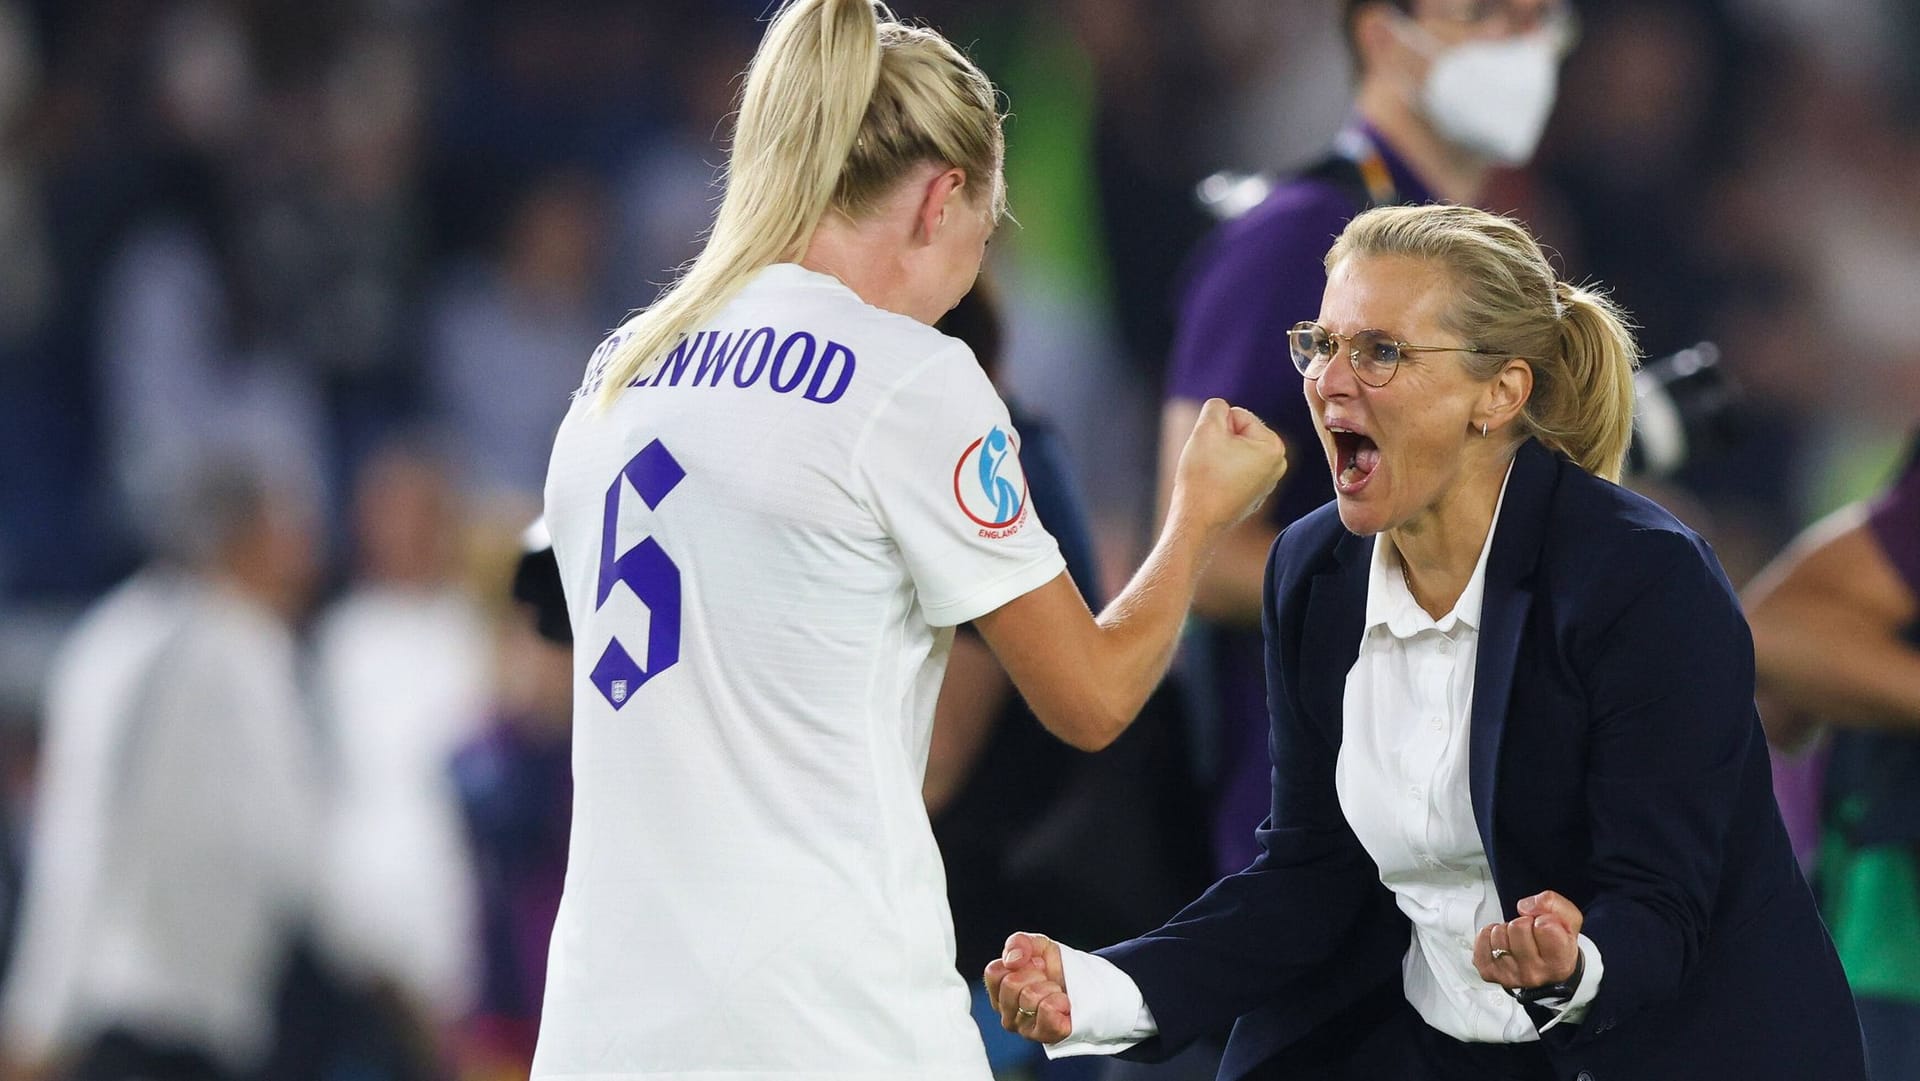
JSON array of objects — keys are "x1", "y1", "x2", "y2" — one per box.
[{"x1": 1171, "y1": 397, "x2": 1289, "y2": 533}]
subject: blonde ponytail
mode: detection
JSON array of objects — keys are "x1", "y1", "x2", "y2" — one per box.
[
  {"x1": 1543, "y1": 281, "x2": 1637, "y2": 482},
  {"x1": 1327, "y1": 205, "x2": 1642, "y2": 481},
  {"x1": 588, "y1": 0, "x2": 880, "y2": 404},
  {"x1": 587, "y1": 0, "x2": 1004, "y2": 406}
]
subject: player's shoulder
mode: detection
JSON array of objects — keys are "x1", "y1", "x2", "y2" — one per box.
[
  {"x1": 725, "y1": 263, "x2": 986, "y2": 408},
  {"x1": 1546, "y1": 457, "x2": 1706, "y2": 567},
  {"x1": 749, "y1": 263, "x2": 963, "y2": 364}
]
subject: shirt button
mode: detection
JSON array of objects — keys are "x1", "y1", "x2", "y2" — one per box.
[
  {"x1": 1409, "y1": 785, "x2": 1423, "y2": 800},
  {"x1": 1429, "y1": 716, "x2": 1443, "y2": 731}
]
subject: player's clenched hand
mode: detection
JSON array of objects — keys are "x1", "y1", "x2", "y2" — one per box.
[
  {"x1": 983, "y1": 931, "x2": 1073, "y2": 1043},
  {"x1": 1170, "y1": 397, "x2": 1288, "y2": 535}
]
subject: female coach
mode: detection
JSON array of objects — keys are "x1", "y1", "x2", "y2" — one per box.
[
  {"x1": 531, "y1": 2, "x2": 1286, "y2": 1079},
  {"x1": 988, "y1": 204, "x2": 1864, "y2": 1081}
]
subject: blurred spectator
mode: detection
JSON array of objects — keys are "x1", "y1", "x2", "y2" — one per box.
[
  {"x1": 0, "y1": 455, "x2": 321, "y2": 1081},
  {"x1": 1745, "y1": 430, "x2": 1920, "y2": 1081},
  {"x1": 262, "y1": 27, "x2": 431, "y2": 465},
  {"x1": 426, "y1": 170, "x2": 613, "y2": 504},
  {"x1": 1535, "y1": 1, "x2": 1740, "y2": 359},
  {"x1": 311, "y1": 443, "x2": 490, "y2": 1046},
  {"x1": 607, "y1": 19, "x2": 750, "y2": 310},
  {"x1": 447, "y1": 536, "x2": 575, "y2": 1081}
]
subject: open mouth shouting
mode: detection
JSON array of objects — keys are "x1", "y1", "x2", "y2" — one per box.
[{"x1": 1326, "y1": 422, "x2": 1381, "y2": 496}]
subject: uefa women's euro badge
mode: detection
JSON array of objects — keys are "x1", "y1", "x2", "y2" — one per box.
[{"x1": 953, "y1": 426, "x2": 1029, "y2": 540}]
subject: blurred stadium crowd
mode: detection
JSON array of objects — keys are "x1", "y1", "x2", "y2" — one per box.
[{"x1": 0, "y1": 0, "x2": 1914, "y2": 1079}]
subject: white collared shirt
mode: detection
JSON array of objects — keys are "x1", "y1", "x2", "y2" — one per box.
[{"x1": 1050, "y1": 466, "x2": 1601, "y2": 1056}]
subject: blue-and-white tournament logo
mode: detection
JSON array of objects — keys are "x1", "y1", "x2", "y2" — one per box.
[{"x1": 953, "y1": 425, "x2": 1029, "y2": 538}]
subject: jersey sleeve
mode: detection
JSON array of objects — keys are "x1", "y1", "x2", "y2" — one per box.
[{"x1": 853, "y1": 345, "x2": 1067, "y2": 628}]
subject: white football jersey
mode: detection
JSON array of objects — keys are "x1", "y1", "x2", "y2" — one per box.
[{"x1": 535, "y1": 263, "x2": 1065, "y2": 1080}]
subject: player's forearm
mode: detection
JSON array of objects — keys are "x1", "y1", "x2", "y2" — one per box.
[
  {"x1": 1075, "y1": 509, "x2": 1221, "y2": 744},
  {"x1": 1752, "y1": 609, "x2": 1920, "y2": 729}
]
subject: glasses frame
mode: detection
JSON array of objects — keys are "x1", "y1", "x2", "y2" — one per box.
[{"x1": 1288, "y1": 321, "x2": 1530, "y2": 388}]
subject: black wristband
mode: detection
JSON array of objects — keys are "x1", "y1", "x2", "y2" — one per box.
[{"x1": 1510, "y1": 950, "x2": 1585, "y2": 1006}]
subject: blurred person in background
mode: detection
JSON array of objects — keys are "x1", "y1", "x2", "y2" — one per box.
[
  {"x1": 928, "y1": 279, "x2": 1209, "y2": 1080},
  {"x1": 0, "y1": 454, "x2": 321, "y2": 1081},
  {"x1": 989, "y1": 204, "x2": 1863, "y2": 1081},
  {"x1": 427, "y1": 171, "x2": 614, "y2": 506},
  {"x1": 448, "y1": 523, "x2": 577, "y2": 1081},
  {"x1": 1745, "y1": 430, "x2": 1920, "y2": 1081},
  {"x1": 95, "y1": 2, "x2": 338, "y2": 556},
  {"x1": 1158, "y1": 0, "x2": 1577, "y2": 899},
  {"x1": 310, "y1": 441, "x2": 490, "y2": 1069},
  {"x1": 534, "y1": 0, "x2": 1284, "y2": 1076}
]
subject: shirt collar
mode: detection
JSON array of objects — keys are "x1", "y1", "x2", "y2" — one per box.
[{"x1": 1365, "y1": 461, "x2": 1515, "y2": 639}]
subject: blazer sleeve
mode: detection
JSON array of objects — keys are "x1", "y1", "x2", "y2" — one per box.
[
  {"x1": 1546, "y1": 529, "x2": 1759, "y2": 1048},
  {"x1": 1094, "y1": 537, "x2": 1398, "y2": 1056}
]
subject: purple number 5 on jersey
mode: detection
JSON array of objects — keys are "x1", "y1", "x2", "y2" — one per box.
[{"x1": 590, "y1": 439, "x2": 686, "y2": 708}]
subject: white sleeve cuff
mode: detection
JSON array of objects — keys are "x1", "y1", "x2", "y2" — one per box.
[
  {"x1": 1537, "y1": 932, "x2": 1605, "y2": 1031},
  {"x1": 1043, "y1": 945, "x2": 1161, "y2": 1058}
]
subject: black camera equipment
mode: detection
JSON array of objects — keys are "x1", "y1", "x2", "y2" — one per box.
[
  {"x1": 1627, "y1": 341, "x2": 1740, "y2": 479},
  {"x1": 513, "y1": 517, "x2": 572, "y2": 645}
]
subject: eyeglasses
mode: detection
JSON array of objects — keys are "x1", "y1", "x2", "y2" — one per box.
[{"x1": 1287, "y1": 321, "x2": 1521, "y2": 388}]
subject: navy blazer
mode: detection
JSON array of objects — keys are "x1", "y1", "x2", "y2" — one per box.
[{"x1": 1099, "y1": 440, "x2": 1863, "y2": 1081}]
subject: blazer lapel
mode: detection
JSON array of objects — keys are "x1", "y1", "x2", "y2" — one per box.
[
  {"x1": 1296, "y1": 531, "x2": 1372, "y2": 749},
  {"x1": 1469, "y1": 441, "x2": 1557, "y2": 887}
]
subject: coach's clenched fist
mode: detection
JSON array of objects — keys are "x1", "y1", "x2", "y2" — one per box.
[{"x1": 984, "y1": 931, "x2": 1073, "y2": 1043}]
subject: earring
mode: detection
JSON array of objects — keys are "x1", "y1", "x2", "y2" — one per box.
[{"x1": 1480, "y1": 422, "x2": 1488, "y2": 437}]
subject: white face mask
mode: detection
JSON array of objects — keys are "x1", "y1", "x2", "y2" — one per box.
[{"x1": 1399, "y1": 21, "x2": 1563, "y2": 166}]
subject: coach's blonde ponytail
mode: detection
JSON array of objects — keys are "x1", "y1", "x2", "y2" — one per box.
[
  {"x1": 1327, "y1": 205, "x2": 1641, "y2": 481},
  {"x1": 588, "y1": 0, "x2": 1004, "y2": 404},
  {"x1": 1541, "y1": 281, "x2": 1637, "y2": 481}
]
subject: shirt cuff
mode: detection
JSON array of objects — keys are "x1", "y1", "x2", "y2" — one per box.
[
  {"x1": 1537, "y1": 933, "x2": 1605, "y2": 1031},
  {"x1": 1043, "y1": 945, "x2": 1161, "y2": 1058}
]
